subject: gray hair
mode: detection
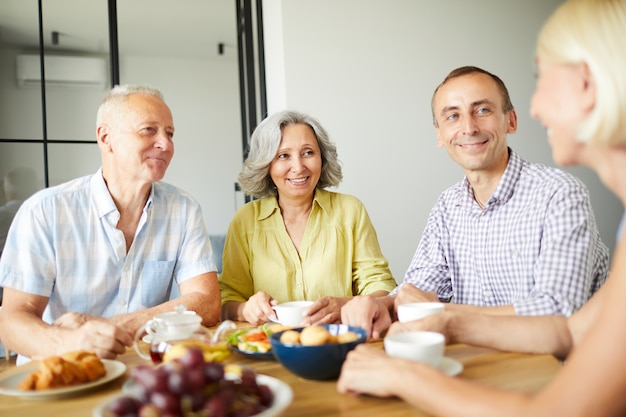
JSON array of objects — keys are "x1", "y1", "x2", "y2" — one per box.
[
  {"x1": 96, "y1": 84, "x2": 164, "y2": 125},
  {"x1": 238, "y1": 110, "x2": 343, "y2": 198}
]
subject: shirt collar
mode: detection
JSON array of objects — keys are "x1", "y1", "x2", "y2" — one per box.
[
  {"x1": 257, "y1": 188, "x2": 329, "y2": 221},
  {"x1": 90, "y1": 167, "x2": 154, "y2": 218},
  {"x1": 461, "y1": 147, "x2": 522, "y2": 208}
]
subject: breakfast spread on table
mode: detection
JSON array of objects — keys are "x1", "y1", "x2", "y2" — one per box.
[
  {"x1": 18, "y1": 350, "x2": 106, "y2": 391},
  {"x1": 0, "y1": 316, "x2": 558, "y2": 417}
]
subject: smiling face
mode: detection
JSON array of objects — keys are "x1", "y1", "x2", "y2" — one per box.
[
  {"x1": 269, "y1": 123, "x2": 322, "y2": 202},
  {"x1": 433, "y1": 72, "x2": 517, "y2": 177},
  {"x1": 98, "y1": 93, "x2": 175, "y2": 185},
  {"x1": 530, "y1": 59, "x2": 589, "y2": 166}
]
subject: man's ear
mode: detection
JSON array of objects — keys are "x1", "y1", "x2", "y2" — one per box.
[
  {"x1": 579, "y1": 62, "x2": 596, "y2": 114},
  {"x1": 96, "y1": 124, "x2": 112, "y2": 151},
  {"x1": 506, "y1": 109, "x2": 518, "y2": 134}
]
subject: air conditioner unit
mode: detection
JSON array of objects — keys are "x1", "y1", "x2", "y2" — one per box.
[{"x1": 16, "y1": 54, "x2": 107, "y2": 88}]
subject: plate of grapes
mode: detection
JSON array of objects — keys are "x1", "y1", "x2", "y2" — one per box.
[{"x1": 93, "y1": 347, "x2": 292, "y2": 417}]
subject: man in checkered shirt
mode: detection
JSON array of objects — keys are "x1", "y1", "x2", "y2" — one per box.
[{"x1": 342, "y1": 66, "x2": 609, "y2": 339}]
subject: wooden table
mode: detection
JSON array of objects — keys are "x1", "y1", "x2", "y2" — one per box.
[{"x1": 0, "y1": 325, "x2": 561, "y2": 417}]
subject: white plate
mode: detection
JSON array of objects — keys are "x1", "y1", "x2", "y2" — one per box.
[
  {"x1": 94, "y1": 373, "x2": 293, "y2": 417},
  {"x1": 0, "y1": 359, "x2": 126, "y2": 399},
  {"x1": 254, "y1": 375, "x2": 293, "y2": 417},
  {"x1": 438, "y1": 357, "x2": 463, "y2": 376}
]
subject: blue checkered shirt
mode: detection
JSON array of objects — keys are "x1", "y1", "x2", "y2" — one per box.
[
  {"x1": 398, "y1": 149, "x2": 609, "y2": 316},
  {"x1": 0, "y1": 168, "x2": 216, "y2": 325}
]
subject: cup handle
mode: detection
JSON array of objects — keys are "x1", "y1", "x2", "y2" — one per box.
[
  {"x1": 133, "y1": 321, "x2": 157, "y2": 360},
  {"x1": 269, "y1": 307, "x2": 282, "y2": 324}
]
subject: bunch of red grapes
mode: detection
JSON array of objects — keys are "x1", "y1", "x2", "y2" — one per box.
[{"x1": 105, "y1": 347, "x2": 274, "y2": 417}]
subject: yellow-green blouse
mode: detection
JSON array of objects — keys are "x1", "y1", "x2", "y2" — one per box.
[{"x1": 219, "y1": 189, "x2": 397, "y2": 303}]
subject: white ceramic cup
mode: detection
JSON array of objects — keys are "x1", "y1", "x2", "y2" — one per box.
[
  {"x1": 383, "y1": 331, "x2": 445, "y2": 367},
  {"x1": 397, "y1": 302, "x2": 445, "y2": 323},
  {"x1": 271, "y1": 301, "x2": 314, "y2": 326}
]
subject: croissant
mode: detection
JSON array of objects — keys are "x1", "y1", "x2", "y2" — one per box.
[{"x1": 18, "y1": 350, "x2": 107, "y2": 391}]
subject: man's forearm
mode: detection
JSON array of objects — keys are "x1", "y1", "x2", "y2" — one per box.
[
  {"x1": 448, "y1": 311, "x2": 571, "y2": 357},
  {"x1": 445, "y1": 303, "x2": 516, "y2": 316},
  {"x1": 0, "y1": 311, "x2": 73, "y2": 359},
  {"x1": 109, "y1": 291, "x2": 221, "y2": 334}
]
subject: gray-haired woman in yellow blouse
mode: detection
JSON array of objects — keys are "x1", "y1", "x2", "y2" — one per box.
[{"x1": 219, "y1": 110, "x2": 396, "y2": 325}]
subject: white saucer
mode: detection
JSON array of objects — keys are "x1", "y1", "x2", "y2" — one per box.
[{"x1": 438, "y1": 357, "x2": 463, "y2": 376}]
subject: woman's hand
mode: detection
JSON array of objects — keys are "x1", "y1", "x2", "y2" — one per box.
[
  {"x1": 241, "y1": 291, "x2": 278, "y2": 325},
  {"x1": 337, "y1": 344, "x2": 417, "y2": 397}
]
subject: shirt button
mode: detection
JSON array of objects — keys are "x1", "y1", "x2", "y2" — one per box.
[
  {"x1": 484, "y1": 291, "x2": 492, "y2": 298},
  {"x1": 120, "y1": 300, "x2": 127, "y2": 306},
  {"x1": 124, "y1": 265, "x2": 130, "y2": 272}
]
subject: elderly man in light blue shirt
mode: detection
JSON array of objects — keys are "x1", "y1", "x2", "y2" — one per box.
[{"x1": 0, "y1": 85, "x2": 221, "y2": 363}]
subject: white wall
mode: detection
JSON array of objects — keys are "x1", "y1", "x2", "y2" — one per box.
[{"x1": 263, "y1": 0, "x2": 623, "y2": 281}]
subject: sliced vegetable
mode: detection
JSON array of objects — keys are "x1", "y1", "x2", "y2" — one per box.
[{"x1": 227, "y1": 325, "x2": 275, "y2": 353}]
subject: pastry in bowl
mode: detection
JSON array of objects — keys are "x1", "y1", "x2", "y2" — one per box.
[{"x1": 270, "y1": 324, "x2": 367, "y2": 380}]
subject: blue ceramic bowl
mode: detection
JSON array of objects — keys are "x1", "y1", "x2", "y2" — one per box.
[{"x1": 269, "y1": 324, "x2": 367, "y2": 380}]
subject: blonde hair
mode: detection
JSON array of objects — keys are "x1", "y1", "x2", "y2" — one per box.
[{"x1": 536, "y1": 0, "x2": 626, "y2": 146}]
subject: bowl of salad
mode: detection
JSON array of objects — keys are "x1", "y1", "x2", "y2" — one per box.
[{"x1": 227, "y1": 324, "x2": 289, "y2": 360}]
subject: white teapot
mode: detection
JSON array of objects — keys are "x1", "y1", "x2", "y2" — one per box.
[{"x1": 133, "y1": 305, "x2": 235, "y2": 363}]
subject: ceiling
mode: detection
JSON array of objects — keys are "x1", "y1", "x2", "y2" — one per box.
[{"x1": 0, "y1": 0, "x2": 238, "y2": 60}]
